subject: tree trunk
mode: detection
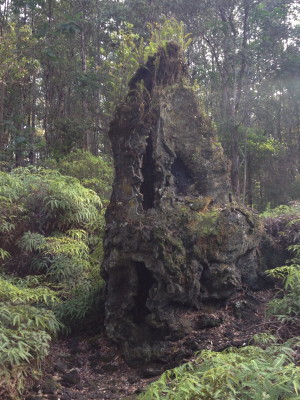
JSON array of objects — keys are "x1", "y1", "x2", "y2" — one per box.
[
  {"x1": 80, "y1": 7, "x2": 90, "y2": 151},
  {"x1": 29, "y1": 72, "x2": 36, "y2": 165},
  {"x1": 0, "y1": 80, "x2": 5, "y2": 149},
  {"x1": 15, "y1": 85, "x2": 25, "y2": 167},
  {"x1": 231, "y1": 124, "x2": 240, "y2": 199},
  {"x1": 246, "y1": 152, "x2": 253, "y2": 207}
]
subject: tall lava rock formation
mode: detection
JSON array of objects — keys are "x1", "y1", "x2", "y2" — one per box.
[{"x1": 102, "y1": 43, "x2": 264, "y2": 363}]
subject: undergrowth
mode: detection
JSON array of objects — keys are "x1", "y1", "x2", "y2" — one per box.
[
  {"x1": 0, "y1": 274, "x2": 61, "y2": 399},
  {"x1": 0, "y1": 166, "x2": 106, "y2": 398},
  {"x1": 43, "y1": 150, "x2": 114, "y2": 206},
  {"x1": 261, "y1": 203, "x2": 300, "y2": 218},
  {"x1": 267, "y1": 244, "x2": 300, "y2": 327},
  {"x1": 139, "y1": 336, "x2": 300, "y2": 400},
  {"x1": 1, "y1": 163, "x2": 299, "y2": 400}
]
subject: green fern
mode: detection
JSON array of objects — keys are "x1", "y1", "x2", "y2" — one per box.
[
  {"x1": 44, "y1": 150, "x2": 113, "y2": 204},
  {"x1": 0, "y1": 248, "x2": 10, "y2": 260},
  {"x1": 139, "y1": 340, "x2": 300, "y2": 400},
  {"x1": 18, "y1": 232, "x2": 47, "y2": 253},
  {"x1": 47, "y1": 255, "x2": 89, "y2": 287},
  {"x1": 44, "y1": 235, "x2": 90, "y2": 258},
  {"x1": 0, "y1": 167, "x2": 108, "y2": 398},
  {"x1": 267, "y1": 244, "x2": 300, "y2": 322},
  {"x1": 0, "y1": 275, "x2": 62, "y2": 399},
  {"x1": 0, "y1": 277, "x2": 59, "y2": 306}
]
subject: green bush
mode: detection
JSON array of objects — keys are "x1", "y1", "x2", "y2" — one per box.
[
  {"x1": 267, "y1": 244, "x2": 300, "y2": 324},
  {"x1": 43, "y1": 150, "x2": 113, "y2": 205},
  {"x1": 0, "y1": 275, "x2": 61, "y2": 399},
  {"x1": 0, "y1": 167, "x2": 106, "y2": 398},
  {"x1": 0, "y1": 167, "x2": 103, "y2": 266},
  {"x1": 0, "y1": 167, "x2": 105, "y2": 323},
  {"x1": 261, "y1": 203, "x2": 300, "y2": 218},
  {"x1": 139, "y1": 337, "x2": 300, "y2": 400}
]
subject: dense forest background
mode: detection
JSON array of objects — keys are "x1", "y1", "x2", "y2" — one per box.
[{"x1": 0, "y1": 0, "x2": 299, "y2": 208}]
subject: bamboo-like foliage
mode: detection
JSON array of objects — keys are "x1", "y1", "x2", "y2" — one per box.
[
  {"x1": 139, "y1": 337, "x2": 300, "y2": 400},
  {"x1": 0, "y1": 275, "x2": 61, "y2": 399},
  {"x1": 0, "y1": 166, "x2": 106, "y2": 398},
  {"x1": 267, "y1": 244, "x2": 300, "y2": 325},
  {"x1": 106, "y1": 18, "x2": 192, "y2": 112}
]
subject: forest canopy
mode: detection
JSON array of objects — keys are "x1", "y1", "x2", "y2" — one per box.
[{"x1": 0, "y1": 0, "x2": 299, "y2": 208}]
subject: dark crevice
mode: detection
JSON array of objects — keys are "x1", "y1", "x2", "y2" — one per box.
[
  {"x1": 171, "y1": 157, "x2": 193, "y2": 195},
  {"x1": 133, "y1": 262, "x2": 155, "y2": 323},
  {"x1": 140, "y1": 136, "x2": 155, "y2": 210}
]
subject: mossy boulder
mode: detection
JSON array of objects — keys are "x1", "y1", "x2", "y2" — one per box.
[{"x1": 102, "y1": 43, "x2": 264, "y2": 363}]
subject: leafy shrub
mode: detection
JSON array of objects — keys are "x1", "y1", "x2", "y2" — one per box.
[
  {"x1": 43, "y1": 150, "x2": 113, "y2": 205},
  {"x1": 267, "y1": 244, "x2": 300, "y2": 325},
  {"x1": 0, "y1": 167, "x2": 102, "y2": 270},
  {"x1": 0, "y1": 168, "x2": 105, "y2": 326},
  {"x1": 261, "y1": 203, "x2": 300, "y2": 218},
  {"x1": 139, "y1": 338, "x2": 300, "y2": 400},
  {"x1": 0, "y1": 167, "x2": 105, "y2": 397},
  {"x1": 0, "y1": 275, "x2": 61, "y2": 399}
]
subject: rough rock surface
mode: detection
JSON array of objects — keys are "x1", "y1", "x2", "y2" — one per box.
[{"x1": 102, "y1": 43, "x2": 264, "y2": 363}]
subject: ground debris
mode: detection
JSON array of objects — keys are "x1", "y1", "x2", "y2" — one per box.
[{"x1": 27, "y1": 288, "x2": 277, "y2": 400}]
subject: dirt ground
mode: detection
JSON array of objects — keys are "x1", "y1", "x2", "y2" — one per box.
[{"x1": 26, "y1": 288, "x2": 278, "y2": 400}]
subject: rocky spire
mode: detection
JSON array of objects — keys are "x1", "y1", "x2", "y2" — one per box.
[{"x1": 102, "y1": 43, "x2": 263, "y2": 364}]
